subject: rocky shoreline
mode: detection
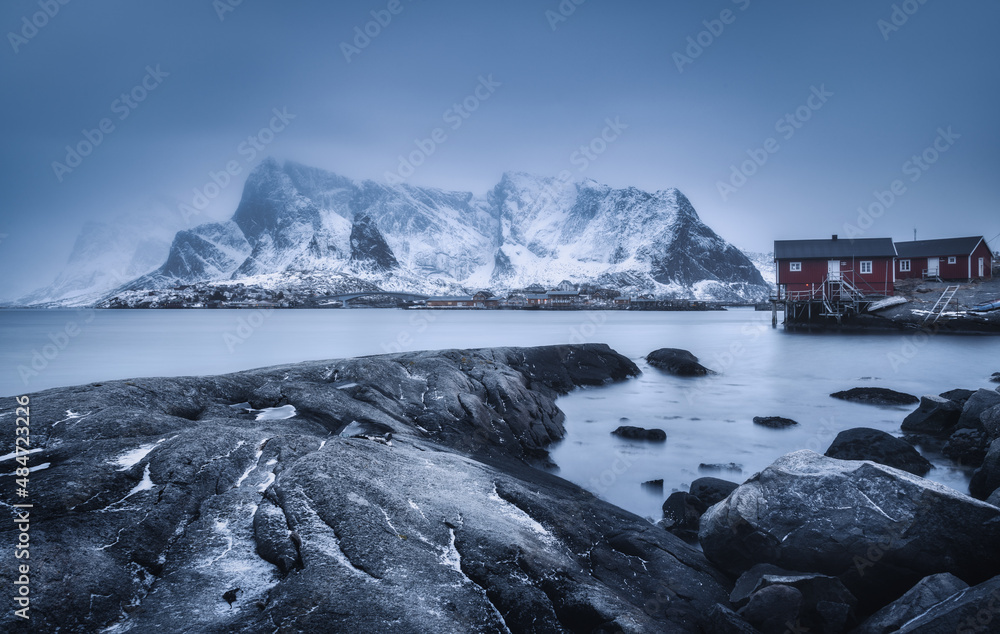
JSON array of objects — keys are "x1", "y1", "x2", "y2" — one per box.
[{"x1": 3, "y1": 344, "x2": 1000, "y2": 632}]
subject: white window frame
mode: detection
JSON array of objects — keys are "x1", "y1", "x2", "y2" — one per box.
[
  {"x1": 900, "y1": 259, "x2": 911, "y2": 272},
  {"x1": 789, "y1": 262, "x2": 802, "y2": 272},
  {"x1": 948, "y1": 256, "x2": 957, "y2": 264},
  {"x1": 860, "y1": 261, "x2": 873, "y2": 274}
]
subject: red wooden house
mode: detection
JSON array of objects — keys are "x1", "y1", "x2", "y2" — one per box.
[
  {"x1": 894, "y1": 236, "x2": 993, "y2": 281},
  {"x1": 774, "y1": 236, "x2": 896, "y2": 298}
]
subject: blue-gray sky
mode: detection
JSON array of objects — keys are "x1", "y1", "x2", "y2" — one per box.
[{"x1": 1, "y1": 0, "x2": 998, "y2": 298}]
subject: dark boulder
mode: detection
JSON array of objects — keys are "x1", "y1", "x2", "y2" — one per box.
[
  {"x1": 698, "y1": 463, "x2": 743, "y2": 474},
  {"x1": 752, "y1": 416, "x2": 798, "y2": 429},
  {"x1": 943, "y1": 428, "x2": 990, "y2": 467},
  {"x1": 970, "y1": 439, "x2": 1000, "y2": 499},
  {"x1": 646, "y1": 348, "x2": 713, "y2": 376},
  {"x1": 704, "y1": 604, "x2": 758, "y2": 634},
  {"x1": 731, "y1": 564, "x2": 856, "y2": 634},
  {"x1": 901, "y1": 395, "x2": 962, "y2": 434},
  {"x1": 853, "y1": 573, "x2": 968, "y2": 634},
  {"x1": 988, "y1": 488, "x2": 1000, "y2": 507},
  {"x1": 830, "y1": 387, "x2": 918, "y2": 406},
  {"x1": 737, "y1": 585, "x2": 802, "y2": 634},
  {"x1": 824, "y1": 427, "x2": 932, "y2": 476},
  {"x1": 895, "y1": 575, "x2": 1000, "y2": 633},
  {"x1": 990, "y1": 372, "x2": 1000, "y2": 383},
  {"x1": 699, "y1": 450, "x2": 1000, "y2": 612},
  {"x1": 611, "y1": 425, "x2": 666, "y2": 442},
  {"x1": 690, "y1": 477, "x2": 739, "y2": 507},
  {"x1": 641, "y1": 479, "x2": 663, "y2": 491},
  {"x1": 661, "y1": 492, "x2": 707, "y2": 542},
  {"x1": 982, "y1": 404, "x2": 1000, "y2": 440},
  {"x1": 957, "y1": 388, "x2": 1000, "y2": 431},
  {"x1": 940, "y1": 388, "x2": 975, "y2": 406}
]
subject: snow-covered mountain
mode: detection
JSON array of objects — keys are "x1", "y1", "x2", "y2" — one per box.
[
  {"x1": 741, "y1": 250, "x2": 777, "y2": 293},
  {"x1": 14, "y1": 210, "x2": 182, "y2": 307},
  {"x1": 24, "y1": 159, "x2": 772, "y2": 305}
]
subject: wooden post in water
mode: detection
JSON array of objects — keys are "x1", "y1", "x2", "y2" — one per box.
[{"x1": 771, "y1": 301, "x2": 777, "y2": 328}]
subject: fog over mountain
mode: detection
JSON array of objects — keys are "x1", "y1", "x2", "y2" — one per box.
[{"x1": 19, "y1": 159, "x2": 772, "y2": 306}]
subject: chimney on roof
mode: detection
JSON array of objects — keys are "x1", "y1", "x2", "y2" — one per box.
[{"x1": 832, "y1": 234, "x2": 838, "y2": 241}]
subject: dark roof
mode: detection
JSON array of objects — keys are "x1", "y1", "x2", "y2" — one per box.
[
  {"x1": 774, "y1": 238, "x2": 896, "y2": 260},
  {"x1": 894, "y1": 237, "x2": 984, "y2": 258}
]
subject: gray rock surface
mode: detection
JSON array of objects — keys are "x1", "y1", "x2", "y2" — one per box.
[
  {"x1": 645, "y1": 348, "x2": 713, "y2": 376},
  {"x1": 830, "y1": 387, "x2": 919, "y2": 406},
  {"x1": 896, "y1": 574, "x2": 1000, "y2": 633},
  {"x1": 690, "y1": 477, "x2": 739, "y2": 507},
  {"x1": 699, "y1": 450, "x2": 1000, "y2": 612},
  {"x1": 730, "y1": 564, "x2": 856, "y2": 633},
  {"x1": 970, "y1": 438, "x2": 1000, "y2": 499},
  {"x1": 957, "y1": 388, "x2": 1000, "y2": 430},
  {"x1": 752, "y1": 416, "x2": 798, "y2": 429},
  {"x1": 824, "y1": 427, "x2": 932, "y2": 476},
  {"x1": 943, "y1": 427, "x2": 990, "y2": 467},
  {"x1": 982, "y1": 403, "x2": 1000, "y2": 440},
  {"x1": 0, "y1": 344, "x2": 738, "y2": 633},
  {"x1": 853, "y1": 572, "x2": 968, "y2": 634},
  {"x1": 901, "y1": 395, "x2": 962, "y2": 434},
  {"x1": 611, "y1": 425, "x2": 667, "y2": 442}
]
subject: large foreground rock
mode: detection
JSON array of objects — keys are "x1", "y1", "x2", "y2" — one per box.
[
  {"x1": 699, "y1": 450, "x2": 1000, "y2": 611},
  {"x1": 824, "y1": 427, "x2": 931, "y2": 476},
  {"x1": 646, "y1": 348, "x2": 713, "y2": 376},
  {"x1": 0, "y1": 345, "x2": 738, "y2": 633}
]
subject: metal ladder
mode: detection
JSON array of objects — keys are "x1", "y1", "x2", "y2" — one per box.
[{"x1": 924, "y1": 285, "x2": 960, "y2": 323}]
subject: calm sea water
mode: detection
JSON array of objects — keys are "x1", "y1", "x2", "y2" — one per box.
[{"x1": 2, "y1": 308, "x2": 998, "y2": 520}]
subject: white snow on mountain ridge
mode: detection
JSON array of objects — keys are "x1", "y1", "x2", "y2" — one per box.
[{"x1": 18, "y1": 159, "x2": 772, "y2": 305}]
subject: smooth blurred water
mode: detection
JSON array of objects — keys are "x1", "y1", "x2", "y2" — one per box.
[{"x1": 2, "y1": 308, "x2": 998, "y2": 520}]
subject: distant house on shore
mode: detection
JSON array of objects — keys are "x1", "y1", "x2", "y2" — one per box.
[
  {"x1": 425, "y1": 291, "x2": 499, "y2": 308},
  {"x1": 774, "y1": 235, "x2": 897, "y2": 298},
  {"x1": 894, "y1": 236, "x2": 993, "y2": 281}
]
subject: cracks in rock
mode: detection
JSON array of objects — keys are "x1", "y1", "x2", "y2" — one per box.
[
  {"x1": 301, "y1": 492, "x2": 382, "y2": 581},
  {"x1": 451, "y1": 530, "x2": 514, "y2": 634}
]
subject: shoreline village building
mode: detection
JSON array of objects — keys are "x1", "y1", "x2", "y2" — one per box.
[
  {"x1": 893, "y1": 236, "x2": 993, "y2": 281},
  {"x1": 773, "y1": 236, "x2": 897, "y2": 299}
]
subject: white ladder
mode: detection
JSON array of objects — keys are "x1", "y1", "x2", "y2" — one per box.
[{"x1": 924, "y1": 285, "x2": 960, "y2": 323}]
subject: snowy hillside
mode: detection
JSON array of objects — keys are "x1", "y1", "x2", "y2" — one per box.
[{"x1": 22, "y1": 160, "x2": 772, "y2": 305}]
